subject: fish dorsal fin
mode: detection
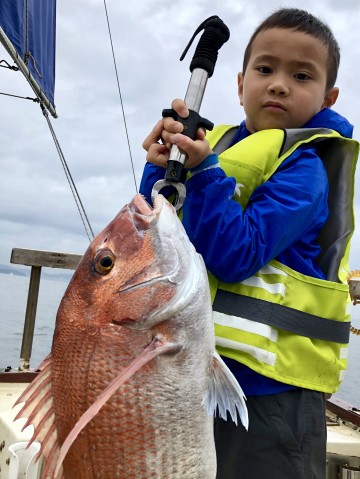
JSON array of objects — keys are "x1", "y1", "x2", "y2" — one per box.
[
  {"x1": 13, "y1": 355, "x2": 64, "y2": 479},
  {"x1": 202, "y1": 351, "x2": 249, "y2": 430}
]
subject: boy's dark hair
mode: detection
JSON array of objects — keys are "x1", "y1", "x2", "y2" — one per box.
[{"x1": 242, "y1": 8, "x2": 340, "y2": 89}]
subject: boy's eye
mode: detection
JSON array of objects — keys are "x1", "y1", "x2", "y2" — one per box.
[
  {"x1": 257, "y1": 66, "x2": 272, "y2": 74},
  {"x1": 294, "y1": 72, "x2": 311, "y2": 81}
]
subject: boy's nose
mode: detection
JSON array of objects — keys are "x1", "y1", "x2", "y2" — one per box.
[{"x1": 267, "y1": 79, "x2": 289, "y2": 96}]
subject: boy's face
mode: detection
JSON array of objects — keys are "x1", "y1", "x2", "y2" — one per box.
[{"x1": 238, "y1": 28, "x2": 339, "y2": 133}]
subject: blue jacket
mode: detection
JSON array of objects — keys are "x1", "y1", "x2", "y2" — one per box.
[{"x1": 139, "y1": 107, "x2": 354, "y2": 395}]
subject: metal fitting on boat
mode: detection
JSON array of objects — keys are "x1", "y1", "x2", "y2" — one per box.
[
  {"x1": 340, "y1": 464, "x2": 360, "y2": 478},
  {"x1": 348, "y1": 270, "x2": 360, "y2": 305}
]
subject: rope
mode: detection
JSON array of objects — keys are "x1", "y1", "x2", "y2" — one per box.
[
  {"x1": 41, "y1": 105, "x2": 95, "y2": 242},
  {"x1": 350, "y1": 325, "x2": 360, "y2": 336},
  {"x1": 0, "y1": 91, "x2": 39, "y2": 102},
  {"x1": 0, "y1": 59, "x2": 19, "y2": 70},
  {"x1": 24, "y1": 0, "x2": 42, "y2": 78},
  {"x1": 1, "y1": 28, "x2": 93, "y2": 240},
  {"x1": 25, "y1": 0, "x2": 29, "y2": 60},
  {"x1": 348, "y1": 271, "x2": 360, "y2": 336},
  {"x1": 1, "y1": 2, "x2": 138, "y2": 241},
  {"x1": 103, "y1": 0, "x2": 138, "y2": 193}
]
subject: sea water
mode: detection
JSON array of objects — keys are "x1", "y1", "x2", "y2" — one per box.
[{"x1": 0, "y1": 272, "x2": 359, "y2": 406}]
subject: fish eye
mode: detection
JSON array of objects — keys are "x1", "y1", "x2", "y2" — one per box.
[{"x1": 94, "y1": 250, "x2": 116, "y2": 275}]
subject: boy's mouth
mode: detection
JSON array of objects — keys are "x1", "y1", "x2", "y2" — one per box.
[{"x1": 263, "y1": 101, "x2": 287, "y2": 112}]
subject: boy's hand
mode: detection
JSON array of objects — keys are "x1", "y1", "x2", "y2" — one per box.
[{"x1": 142, "y1": 99, "x2": 213, "y2": 169}]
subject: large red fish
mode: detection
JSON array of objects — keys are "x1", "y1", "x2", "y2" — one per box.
[{"x1": 14, "y1": 194, "x2": 247, "y2": 478}]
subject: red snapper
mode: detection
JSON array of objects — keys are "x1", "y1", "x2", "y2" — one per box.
[{"x1": 14, "y1": 194, "x2": 248, "y2": 478}]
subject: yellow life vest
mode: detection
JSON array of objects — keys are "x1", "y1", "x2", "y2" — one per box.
[{"x1": 205, "y1": 126, "x2": 359, "y2": 393}]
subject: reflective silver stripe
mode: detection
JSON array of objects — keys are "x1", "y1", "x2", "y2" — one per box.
[
  {"x1": 339, "y1": 370, "x2": 346, "y2": 382},
  {"x1": 280, "y1": 128, "x2": 334, "y2": 156},
  {"x1": 241, "y1": 277, "x2": 286, "y2": 297},
  {"x1": 214, "y1": 311, "x2": 278, "y2": 342},
  {"x1": 216, "y1": 337, "x2": 276, "y2": 366},
  {"x1": 340, "y1": 347, "x2": 348, "y2": 360}
]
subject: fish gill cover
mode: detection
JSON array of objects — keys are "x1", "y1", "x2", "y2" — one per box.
[{"x1": 0, "y1": 0, "x2": 56, "y2": 107}]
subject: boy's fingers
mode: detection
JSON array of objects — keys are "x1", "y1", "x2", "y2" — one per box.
[
  {"x1": 163, "y1": 117, "x2": 184, "y2": 133},
  {"x1": 171, "y1": 98, "x2": 189, "y2": 118},
  {"x1": 197, "y1": 128, "x2": 206, "y2": 140},
  {"x1": 142, "y1": 102, "x2": 205, "y2": 167},
  {"x1": 170, "y1": 133, "x2": 212, "y2": 169},
  {"x1": 145, "y1": 143, "x2": 169, "y2": 167},
  {"x1": 172, "y1": 133, "x2": 203, "y2": 156},
  {"x1": 142, "y1": 120, "x2": 164, "y2": 151}
]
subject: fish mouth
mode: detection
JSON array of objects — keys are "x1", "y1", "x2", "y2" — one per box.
[
  {"x1": 129, "y1": 194, "x2": 178, "y2": 233},
  {"x1": 130, "y1": 194, "x2": 155, "y2": 216},
  {"x1": 127, "y1": 193, "x2": 168, "y2": 222}
]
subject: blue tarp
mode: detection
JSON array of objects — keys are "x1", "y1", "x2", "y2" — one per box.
[{"x1": 0, "y1": 0, "x2": 56, "y2": 107}]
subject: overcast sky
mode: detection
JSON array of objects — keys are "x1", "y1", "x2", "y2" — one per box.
[{"x1": 1, "y1": 0, "x2": 360, "y2": 273}]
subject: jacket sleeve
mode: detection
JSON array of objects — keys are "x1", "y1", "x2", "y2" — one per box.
[
  {"x1": 139, "y1": 163, "x2": 166, "y2": 205},
  {"x1": 182, "y1": 146, "x2": 329, "y2": 282}
]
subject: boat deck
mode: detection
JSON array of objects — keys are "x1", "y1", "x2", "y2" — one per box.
[
  {"x1": 0, "y1": 380, "x2": 39, "y2": 479},
  {"x1": 0, "y1": 378, "x2": 359, "y2": 479}
]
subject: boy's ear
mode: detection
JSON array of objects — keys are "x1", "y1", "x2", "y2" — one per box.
[
  {"x1": 322, "y1": 87, "x2": 339, "y2": 108},
  {"x1": 238, "y1": 72, "x2": 244, "y2": 106}
]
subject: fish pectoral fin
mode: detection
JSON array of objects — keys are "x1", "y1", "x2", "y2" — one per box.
[
  {"x1": 202, "y1": 350, "x2": 249, "y2": 430},
  {"x1": 53, "y1": 335, "x2": 180, "y2": 478}
]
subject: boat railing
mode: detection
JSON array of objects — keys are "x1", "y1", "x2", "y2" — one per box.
[{"x1": 9, "y1": 247, "x2": 82, "y2": 371}]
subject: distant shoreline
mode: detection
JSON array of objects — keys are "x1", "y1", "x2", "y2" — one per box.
[
  {"x1": 0, "y1": 266, "x2": 72, "y2": 282},
  {"x1": 0, "y1": 266, "x2": 27, "y2": 277}
]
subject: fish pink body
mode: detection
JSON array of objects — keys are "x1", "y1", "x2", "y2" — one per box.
[{"x1": 14, "y1": 194, "x2": 247, "y2": 478}]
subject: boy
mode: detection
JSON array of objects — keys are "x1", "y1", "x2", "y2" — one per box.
[{"x1": 140, "y1": 8, "x2": 358, "y2": 479}]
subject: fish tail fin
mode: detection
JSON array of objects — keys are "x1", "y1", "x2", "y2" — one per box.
[{"x1": 202, "y1": 350, "x2": 249, "y2": 430}]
